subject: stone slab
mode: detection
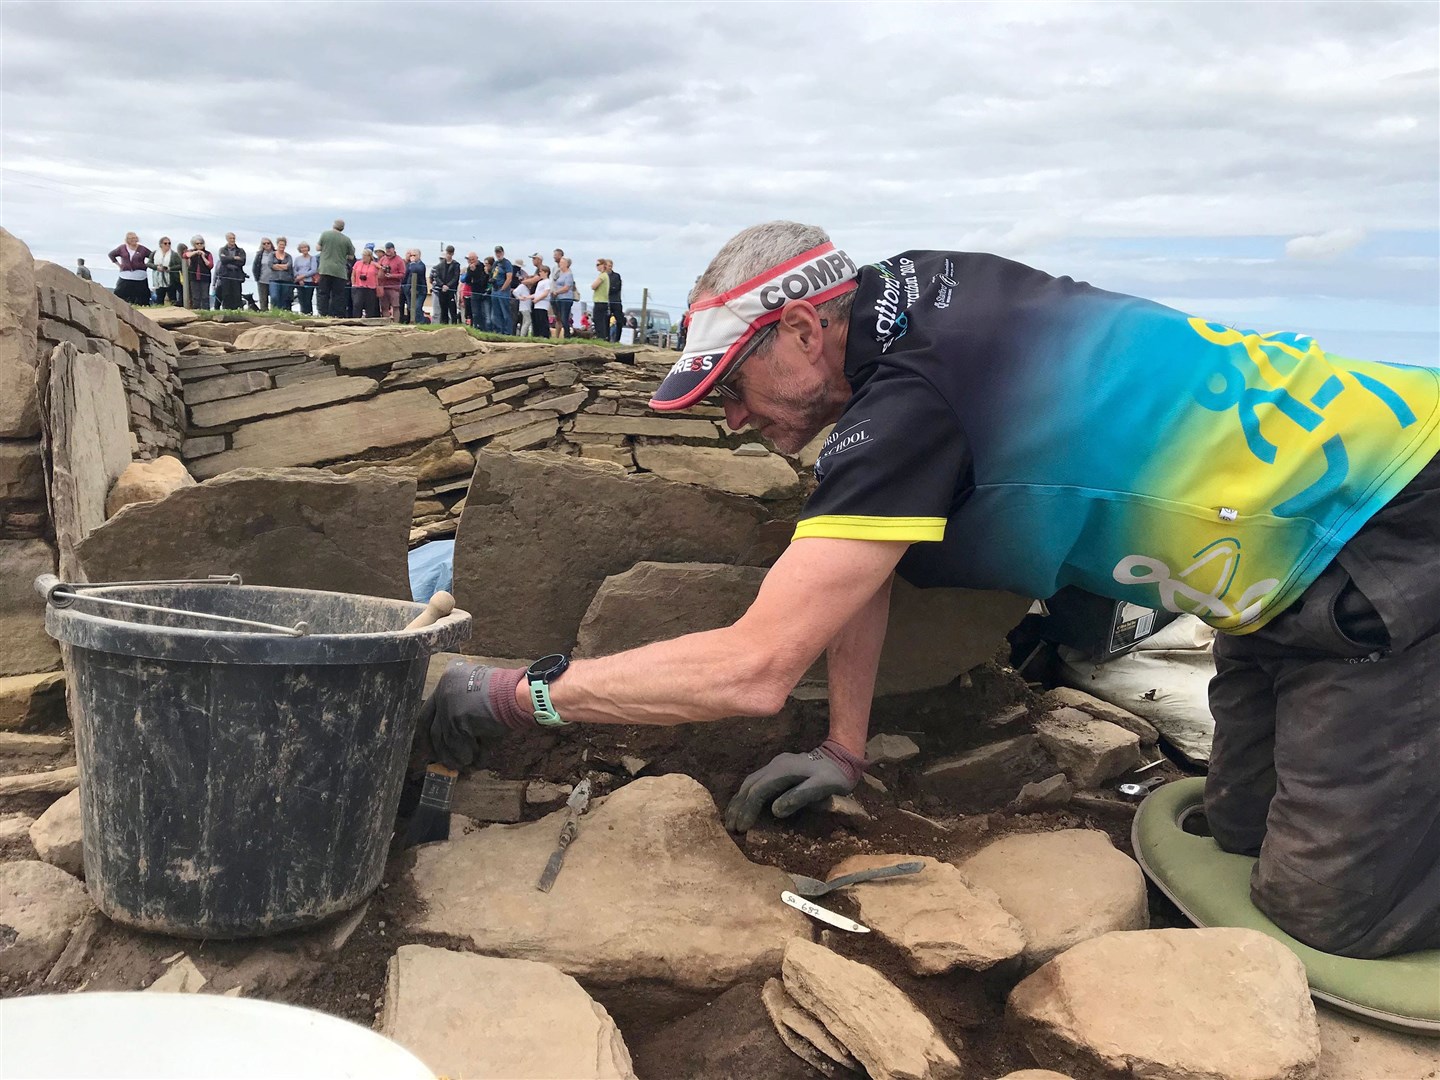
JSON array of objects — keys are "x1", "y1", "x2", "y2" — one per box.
[
  {"x1": 0, "y1": 671, "x2": 66, "y2": 731},
  {"x1": 0, "y1": 230, "x2": 40, "y2": 438},
  {"x1": 455, "y1": 453, "x2": 772, "y2": 656},
  {"x1": 188, "y1": 375, "x2": 377, "y2": 429},
  {"x1": 0, "y1": 539, "x2": 60, "y2": 676},
  {"x1": 825, "y1": 854, "x2": 1025, "y2": 974},
  {"x1": 104, "y1": 456, "x2": 194, "y2": 518},
  {"x1": 380, "y1": 944, "x2": 636, "y2": 1080},
  {"x1": 635, "y1": 443, "x2": 802, "y2": 500},
  {"x1": 0, "y1": 860, "x2": 94, "y2": 978},
  {"x1": 28, "y1": 788, "x2": 82, "y2": 877},
  {"x1": 782, "y1": 938, "x2": 962, "y2": 1080},
  {"x1": 189, "y1": 389, "x2": 450, "y2": 477},
  {"x1": 960, "y1": 829, "x2": 1149, "y2": 968},
  {"x1": 572, "y1": 413, "x2": 718, "y2": 439},
  {"x1": 77, "y1": 467, "x2": 414, "y2": 599},
  {"x1": 183, "y1": 370, "x2": 271, "y2": 405},
  {"x1": 40, "y1": 343, "x2": 133, "y2": 580},
  {"x1": 402, "y1": 774, "x2": 810, "y2": 994},
  {"x1": 917, "y1": 735, "x2": 1056, "y2": 812},
  {"x1": 1033, "y1": 708, "x2": 1142, "y2": 788},
  {"x1": 1007, "y1": 928, "x2": 1320, "y2": 1080}
]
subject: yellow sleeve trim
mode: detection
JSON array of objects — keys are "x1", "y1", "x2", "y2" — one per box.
[{"x1": 792, "y1": 515, "x2": 946, "y2": 542}]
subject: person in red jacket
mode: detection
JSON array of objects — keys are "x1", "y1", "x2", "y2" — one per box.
[
  {"x1": 350, "y1": 247, "x2": 382, "y2": 318},
  {"x1": 377, "y1": 242, "x2": 406, "y2": 322}
]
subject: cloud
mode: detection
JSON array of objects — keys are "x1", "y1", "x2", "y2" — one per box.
[
  {"x1": 0, "y1": 0, "x2": 1435, "y2": 336},
  {"x1": 1285, "y1": 228, "x2": 1368, "y2": 260}
]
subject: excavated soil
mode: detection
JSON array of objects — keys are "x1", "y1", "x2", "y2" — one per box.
[{"x1": 1, "y1": 660, "x2": 1198, "y2": 1078}]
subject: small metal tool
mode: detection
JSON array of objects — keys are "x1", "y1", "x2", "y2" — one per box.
[
  {"x1": 537, "y1": 778, "x2": 592, "y2": 892},
  {"x1": 781, "y1": 891, "x2": 870, "y2": 933},
  {"x1": 788, "y1": 860, "x2": 924, "y2": 898},
  {"x1": 1117, "y1": 776, "x2": 1167, "y2": 800}
]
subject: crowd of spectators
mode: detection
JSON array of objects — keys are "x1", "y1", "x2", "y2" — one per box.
[{"x1": 100, "y1": 222, "x2": 634, "y2": 342}]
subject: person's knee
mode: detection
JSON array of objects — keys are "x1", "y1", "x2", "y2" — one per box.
[{"x1": 1251, "y1": 855, "x2": 1387, "y2": 957}]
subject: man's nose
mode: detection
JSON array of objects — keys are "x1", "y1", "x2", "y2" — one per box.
[{"x1": 722, "y1": 396, "x2": 751, "y2": 431}]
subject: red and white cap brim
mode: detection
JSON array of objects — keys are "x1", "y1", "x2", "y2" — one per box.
[{"x1": 649, "y1": 242, "x2": 858, "y2": 411}]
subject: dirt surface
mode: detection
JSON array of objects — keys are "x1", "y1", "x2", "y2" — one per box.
[{"x1": 0, "y1": 660, "x2": 1201, "y2": 1078}]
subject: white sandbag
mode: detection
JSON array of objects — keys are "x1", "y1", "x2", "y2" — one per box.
[{"x1": 1060, "y1": 616, "x2": 1216, "y2": 766}]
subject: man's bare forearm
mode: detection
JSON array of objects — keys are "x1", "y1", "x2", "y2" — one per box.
[{"x1": 824, "y1": 574, "x2": 893, "y2": 756}]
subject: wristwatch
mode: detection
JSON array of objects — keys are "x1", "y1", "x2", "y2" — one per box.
[{"x1": 526, "y1": 653, "x2": 572, "y2": 727}]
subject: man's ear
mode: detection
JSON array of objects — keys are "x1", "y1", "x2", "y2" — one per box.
[{"x1": 779, "y1": 302, "x2": 824, "y2": 364}]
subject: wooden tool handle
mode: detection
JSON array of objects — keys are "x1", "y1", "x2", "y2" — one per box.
[{"x1": 405, "y1": 591, "x2": 455, "y2": 631}]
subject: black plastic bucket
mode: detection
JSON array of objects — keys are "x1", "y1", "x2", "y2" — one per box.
[{"x1": 42, "y1": 581, "x2": 470, "y2": 938}]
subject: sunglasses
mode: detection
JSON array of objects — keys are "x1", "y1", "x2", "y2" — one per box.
[{"x1": 713, "y1": 318, "x2": 826, "y2": 402}]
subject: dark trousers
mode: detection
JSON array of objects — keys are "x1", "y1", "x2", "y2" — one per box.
[
  {"x1": 434, "y1": 289, "x2": 457, "y2": 324},
  {"x1": 1205, "y1": 451, "x2": 1440, "y2": 958},
  {"x1": 218, "y1": 278, "x2": 243, "y2": 310},
  {"x1": 188, "y1": 278, "x2": 211, "y2": 309},
  {"x1": 297, "y1": 284, "x2": 315, "y2": 315},
  {"x1": 115, "y1": 278, "x2": 150, "y2": 305},
  {"x1": 352, "y1": 286, "x2": 379, "y2": 319},
  {"x1": 316, "y1": 275, "x2": 346, "y2": 317},
  {"x1": 163, "y1": 279, "x2": 183, "y2": 306},
  {"x1": 607, "y1": 301, "x2": 623, "y2": 341},
  {"x1": 533, "y1": 308, "x2": 551, "y2": 338},
  {"x1": 256, "y1": 282, "x2": 270, "y2": 311},
  {"x1": 468, "y1": 295, "x2": 488, "y2": 328}
]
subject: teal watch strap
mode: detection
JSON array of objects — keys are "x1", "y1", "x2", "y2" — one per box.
[{"x1": 528, "y1": 675, "x2": 569, "y2": 727}]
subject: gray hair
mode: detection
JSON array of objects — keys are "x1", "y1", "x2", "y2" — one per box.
[
  {"x1": 333, "y1": 219, "x2": 345, "y2": 231},
  {"x1": 690, "y1": 221, "x2": 855, "y2": 328}
]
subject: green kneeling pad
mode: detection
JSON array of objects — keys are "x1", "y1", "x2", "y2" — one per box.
[{"x1": 1133, "y1": 777, "x2": 1440, "y2": 1035}]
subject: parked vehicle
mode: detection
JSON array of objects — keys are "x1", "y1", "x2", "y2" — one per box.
[{"x1": 624, "y1": 308, "x2": 673, "y2": 346}]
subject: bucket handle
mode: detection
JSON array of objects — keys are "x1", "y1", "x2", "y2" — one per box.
[{"x1": 35, "y1": 575, "x2": 310, "y2": 637}]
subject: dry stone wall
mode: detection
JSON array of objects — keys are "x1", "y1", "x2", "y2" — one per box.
[{"x1": 161, "y1": 313, "x2": 811, "y2": 547}]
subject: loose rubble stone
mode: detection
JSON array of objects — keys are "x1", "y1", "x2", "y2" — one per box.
[
  {"x1": 451, "y1": 771, "x2": 526, "y2": 824},
  {"x1": 866, "y1": 734, "x2": 920, "y2": 765},
  {"x1": 1045, "y1": 686, "x2": 1160, "y2": 744},
  {"x1": 380, "y1": 944, "x2": 636, "y2": 1080},
  {"x1": 403, "y1": 774, "x2": 809, "y2": 994},
  {"x1": 418, "y1": 448, "x2": 474, "y2": 484},
  {"x1": 146, "y1": 954, "x2": 209, "y2": 993},
  {"x1": 188, "y1": 388, "x2": 450, "y2": 477},
  {"x1": 960, "y1": 829, "x2": 1148, "y2": 968},
  {"x1": 632, "y1": 982, "x2": 827, "y2": 1080},
  {"x1": 0, "y1": 229, "x2": 40, "y2": 438},
  {"x1": 27, "y1": 789, "x2": 83, "y2": 877},
  {"x1": 818, "y1": 795, "x2": 871, "y2": 826},
  {"x1": 826, "y1": 854, "x2": 1025, "y2": 975},
  {"x1": 734, "y1": 442, "x2": 772, "y2": 457},
  {"x1": 0, "y1": 540, "x2": 60, "y2": 676},
  {"x1": 1033, "y1": 708, "x2": 1142, "y2": 788},
  {"x1": 762, "y1": 977, "x2": 861, "y2": 1075},
  {"x1": 104, "y1": 456, "x2": 194, "y2": 518},
  {"x1": 0, "y1": 860, "x2": 94, "y2": 978},
  {"x1": 0, "y1": 766, "x2": 78, "y2": 797},
  {"x1": 456, "y1": 453, "x2": 773, "y2": 657},
  {"x1": 188, "y1": 374, "x2": 378, "y2": 428},
  {"x1": 571, "y1": 413, "x2": 718, "y2": 439},
  {"x1": 43, "y1": 909, "x2": 100, "y2": 985},
  {"x1": 782, "y1": 938, "x2": 963, "y2": 1080},
  {"x1": 78, "y1": 467, "x2": 415, "y2": 599},
  {"x1": 1007, "y1": 929, "x2": 1320, "y2": 1080},
  {"x1": 1011, "y1": 773, "x2": 1073, "y2": 811},
  {"x1": 634, "y1": 443, "x2": 802, "y2": 500},
  {"x1": 996, "y1": 1072, "x2": 1074, "y2": 1080},
  {"x1": 0, "y1": 813, "x2": 35, "y2": 847},
  {"x1": 918, "y1": 735, "x2": 1056, "y2": 811}
]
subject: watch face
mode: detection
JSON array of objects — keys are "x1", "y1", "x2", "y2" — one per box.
[{"x1": 527, "y1": 653, "x2": 570, "y2": 681}]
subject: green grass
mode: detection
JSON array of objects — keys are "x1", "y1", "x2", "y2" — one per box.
[{"x1": 182, "y1": 305, "x2": 642, "y2": 350}]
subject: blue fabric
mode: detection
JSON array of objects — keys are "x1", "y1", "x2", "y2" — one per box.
[{"x1": 408, "y1": 539, "x2": 455, "y2": 602}]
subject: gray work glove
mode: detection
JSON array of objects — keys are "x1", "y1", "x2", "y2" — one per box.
[
  {"x1": 723, "y1": 739, "x2": 870, "y2": 833},
  {"x1": 419, "y1": 660, "x2": 528, "y2": 771}
]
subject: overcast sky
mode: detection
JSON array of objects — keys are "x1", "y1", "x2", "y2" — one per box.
[{"x1": 2, "y1": 1, "x2": 1435, "y2": 360}]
